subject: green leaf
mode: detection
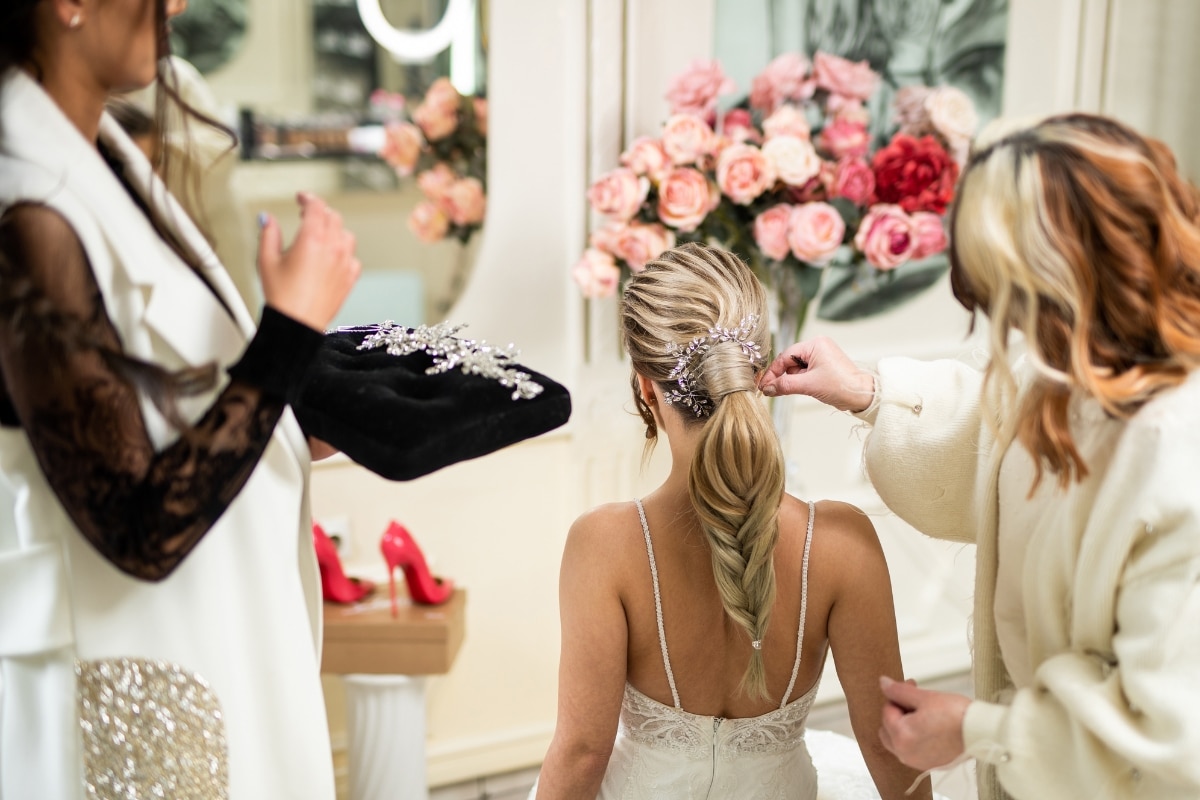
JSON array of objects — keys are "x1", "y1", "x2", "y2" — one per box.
[{"x1": 815, "y1": 254, "x2": 949, "y2": 322}]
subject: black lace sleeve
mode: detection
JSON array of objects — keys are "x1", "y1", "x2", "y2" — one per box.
[{"x1": 0, "y1": 203, "x2": 322, "y2": 581}]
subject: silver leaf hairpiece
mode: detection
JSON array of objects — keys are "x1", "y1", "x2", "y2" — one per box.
[
  {"x1": 663, "y1": 315, "x2": 763, "y2": 417},
  {"x1": 341, "y1": 321, "x2": 545, "y2": 401}
]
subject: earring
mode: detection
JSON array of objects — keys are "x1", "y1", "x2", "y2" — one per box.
[{"x1": 69, "y1": 13, "x2": 82, "y2": 28}]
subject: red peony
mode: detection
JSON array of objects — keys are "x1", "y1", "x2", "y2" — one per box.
[{"x1": 870, "y1": 134, "x2": 959, "y2": 214}]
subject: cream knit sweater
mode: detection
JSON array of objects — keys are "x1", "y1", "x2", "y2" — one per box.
[{"x1": 857, "y1": 357, "x2": 1200, "y2": 800}]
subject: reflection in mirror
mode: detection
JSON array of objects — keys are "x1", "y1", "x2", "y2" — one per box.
[
  {"x1": 169, "y1": 0, "x2": 489, "y2": 327},
  {"x1": 170, "y1": 0, "x2": 249, "y2": 74}
]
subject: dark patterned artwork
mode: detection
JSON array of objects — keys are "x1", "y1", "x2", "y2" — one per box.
[{"x1": 716, "y1": 0, "x2": 1008, "y2": 141}]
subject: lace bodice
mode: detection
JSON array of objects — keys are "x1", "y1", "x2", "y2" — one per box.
[{"x1": 618, "y1": 677, "x2": 821, "y2": 760}]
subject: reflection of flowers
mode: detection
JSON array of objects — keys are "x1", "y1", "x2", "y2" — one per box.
[
  {"x1": 574, "y1": 50, "x2": 977, "y2": 337},
  {"x1": 375, "y1": 78, "x2": 487, "y2": 245}
]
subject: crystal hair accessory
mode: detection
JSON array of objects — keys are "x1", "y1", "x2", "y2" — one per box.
[
  {"x1": 663, "y1": 315, "x2": 763, "y2": 417},
  {"x1": 751, "y1": 639, "x2": 763, "y2": 650},
  {"x1": 345, "y1": 321, "x2": 544, "y2": 401}
]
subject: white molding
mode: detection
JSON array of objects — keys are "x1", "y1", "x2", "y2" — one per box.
[{"x1": 426, "y1": 723, "x2": 556, "y2": 788}]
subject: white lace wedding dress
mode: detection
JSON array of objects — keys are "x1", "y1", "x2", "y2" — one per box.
[{"x1": 532, "y1": 500, "x2": 897, "y2": 799}]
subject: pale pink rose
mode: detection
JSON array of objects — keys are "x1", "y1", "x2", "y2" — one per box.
[
  {"x1": 788, "y1": 202, "x2": 845, "y2": 265},
  {"x1": 409, "y1": 201, "x2": 450, "y2": 243},
  {"x1": 661, "y1": 114, "x2": 716, "y2": 166},
  {"x1": 721, "y1": 108, "x2": 760, "y2": 144},
  {"x1": 925, "y1": 86, "x2": 977, "y2": 145},
  {"x1": 749, "y1": 53, "x2": 813, "y2": 113},
  {"x1": 893, "y1": 85, "x2": 934, "y2": 136},
  {"x1": 716, "y1": 143, "x2": 776, "y2": 205},
  {"x1": 588, "y1": 222, "x2": 622, "y2": 254},
  {"x1": 424, "y1": 77, "x2": 461, "y2": 112},
  {"x1": 665, "y1": 59, "x2": 736, "y2": 117},
  {"x1": 413, "y1": 99, "x2": 459, "y2": 141},
  {"x1": 572, "y1": 248, "x2": 621, "y2": 298},
  {"x1": 754, "y1": 204, "x2": 794, "y2": 261},
  {"x1": 417, "y1": 163, "x2": 457, "y2": 205},
  {"x1": 608, "y1": 222, "x2": 677, "y2": 272},
  {"x1": 812, "y1": 51, "x2": 880, "y2": 101},
  {"x1": 587, "y1": 168, "x2": 650, "y2": 221},
  {"x1": 472, "y1": 97, "x2": 488, "y2": 136},
  {"x1": 854, "y1": 204, "x2": 917, "y2": 270},
  {"x1": 761, "y1": 135, "x2": 821, "y2": 187},
  {"x1": 829, "y1": 157, "x2": 875, "y2": 206},
  {"x1": 442, "y1": 177, "x2": 486, "y2": 225},
  {"x1": 379, "y1": 121, "x2": 424, "y2": 176},
  {"x1": 910, "y1": 211, "x2": 948, "y2": 259},
  {"x1": 620, "y1": 137, "x2": 671, "y2": 183},
  {"x1": 657, "y1": 167, "x2": 717, "y2": 232},
  {"x1": 826, "y1": 95, "x2": 870, "y2": 125},
  {"x1": 413, "y1": 78, "x2": 461, "y2": 140},
  {"x1": 762, "y1": 104, "x2": 811, "y2": 141},
  {"x1": 818, "y1": 118, "x2": 870, "y2": 159}
]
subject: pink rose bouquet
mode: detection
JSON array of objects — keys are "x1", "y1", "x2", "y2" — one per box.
[
  {"x1": 574, "y1": 49, "x2": 978, "y2": 332},
  {"x1": 374, "y1": 81, "x2": 487, "y2": 246}
]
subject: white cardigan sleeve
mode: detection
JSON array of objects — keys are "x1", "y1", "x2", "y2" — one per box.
[
  {"x1": 856, "y1": 356, "x2": 989, "y2": 545},
  {"x1": 962, "y1": 410, "x2": 1200, "y2": 798}
]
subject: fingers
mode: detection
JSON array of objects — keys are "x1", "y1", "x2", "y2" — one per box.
[
  {"x1": 256, "y1": 213, "x2": 281, "y2": 275},
  {"x1": 763, "y1": 341, "x2": 817, "y2": 380},
  {"x1": 880, "y1": 675, "x2": 925, "y2": 711}
]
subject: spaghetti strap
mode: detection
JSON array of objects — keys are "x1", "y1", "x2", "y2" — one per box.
[
  {"x1": 780, "y1": 500, "x2": 816, "y2": 708},
  {"x1": 635, "y1": 499, "x2": 682, "y2": 710}
]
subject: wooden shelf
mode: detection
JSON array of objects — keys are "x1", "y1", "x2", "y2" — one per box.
[{"x1": 321, "y1": 588, "x2": 466, "y2": 675}]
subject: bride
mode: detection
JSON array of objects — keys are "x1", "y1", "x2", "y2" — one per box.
[{"x1": 532, "y1": 243, "x2": 931, "y2": 799}]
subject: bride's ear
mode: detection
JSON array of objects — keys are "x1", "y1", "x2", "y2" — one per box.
[{"x1": 636, "y1": 374, "x2": 659, "y2": 408}]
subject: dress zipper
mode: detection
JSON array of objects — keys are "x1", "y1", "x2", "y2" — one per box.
[{"x1": 704, "y1": 717, "x2": 723, "y2": 799}]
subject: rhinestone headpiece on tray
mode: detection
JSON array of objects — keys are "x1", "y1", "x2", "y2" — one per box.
[
  {"x1": 662, "y1": 315, "x2": 763, "y2": 417},
  {"x1": 347, "y1": 321, "x2": 544, "y2": 401}
]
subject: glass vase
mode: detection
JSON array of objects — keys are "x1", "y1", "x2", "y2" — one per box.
[{"x1": 765, "y1": 261, "x2": 811, "y2": 494}]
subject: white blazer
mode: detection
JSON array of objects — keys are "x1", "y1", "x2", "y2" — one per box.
[{"x1": 0, "y1": 69, "x2": 332, "y2": 799}]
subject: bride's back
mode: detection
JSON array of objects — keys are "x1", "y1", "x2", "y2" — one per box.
[{"x1": 618, "y1": 489, "x2": 849, "y2": 720}]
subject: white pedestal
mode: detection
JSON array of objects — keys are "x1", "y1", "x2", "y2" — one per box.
[{"x1": 343, "y1": 673, "x2": 428, "y2": 800}]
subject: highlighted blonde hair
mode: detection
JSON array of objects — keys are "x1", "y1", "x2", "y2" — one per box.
[
  {"x1": 622, "y1": 243, "x2": 785, "y2": 700},
  {"x1": 950, "y1": 113, "x2": 1200, "y2": 488}
]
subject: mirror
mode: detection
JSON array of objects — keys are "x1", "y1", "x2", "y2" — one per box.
[{"x1": 171, "y1": 0, "x2": 489, "y2": 326}]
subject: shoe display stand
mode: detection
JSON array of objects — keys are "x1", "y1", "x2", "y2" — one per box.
[{"x1": 322, "y1": 589, "x2": 466, "y2": 800}]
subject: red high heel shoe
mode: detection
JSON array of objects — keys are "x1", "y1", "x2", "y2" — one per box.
[
  {"x1": 380, "y1": 521, "x2": 454, "y2": 614},
  {"x1": 314, "y1": 523, "x2": 375, "y2": 604}
]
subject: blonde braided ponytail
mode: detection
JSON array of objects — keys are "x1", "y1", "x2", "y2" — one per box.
[{"x1": 622, "y1": 243, "x2": 785, "y2": 700}]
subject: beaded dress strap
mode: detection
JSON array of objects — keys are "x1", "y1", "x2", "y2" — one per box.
[
  {"x1": 780, "y1": 500, "x2": 816, "y2": 709},
  {"x1": 635, "y1": 499, "x2": 682, "y2": 710}
]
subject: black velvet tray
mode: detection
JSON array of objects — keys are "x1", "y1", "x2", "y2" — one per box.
[{"x1": 292, "y1": 326, "x2": 572, "y2": 481}]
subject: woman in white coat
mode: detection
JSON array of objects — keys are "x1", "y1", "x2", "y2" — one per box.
[
  {"x1": 0, "y1": 0, "x2": 359, "y2": 797},
  {"x1": 760, "y1": 113, "x2": 1200, "y2": 800}
]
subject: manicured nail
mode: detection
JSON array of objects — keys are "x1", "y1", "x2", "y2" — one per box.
[
  {"x1": 257, "y1": 212, "x2": 269, "y2": 229},
  {"x1": 762, "y1": 385, "x2": 776, "y2": 397}
]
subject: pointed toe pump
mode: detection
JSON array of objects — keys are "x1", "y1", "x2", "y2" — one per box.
[
  {"x1": 314, "y1": 523, "x2": 375, "y2": 604},
  {"x1": 379, "y1": 521, "x2": 454, "y2": 614}
]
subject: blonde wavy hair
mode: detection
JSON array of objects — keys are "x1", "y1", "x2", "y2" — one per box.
[
  {"x1": 622, "y1": 243, "x2": 785, "y2": 700},
  {"x1": 949, "y1": 113, "x2": 1200, "y2": 489}
]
